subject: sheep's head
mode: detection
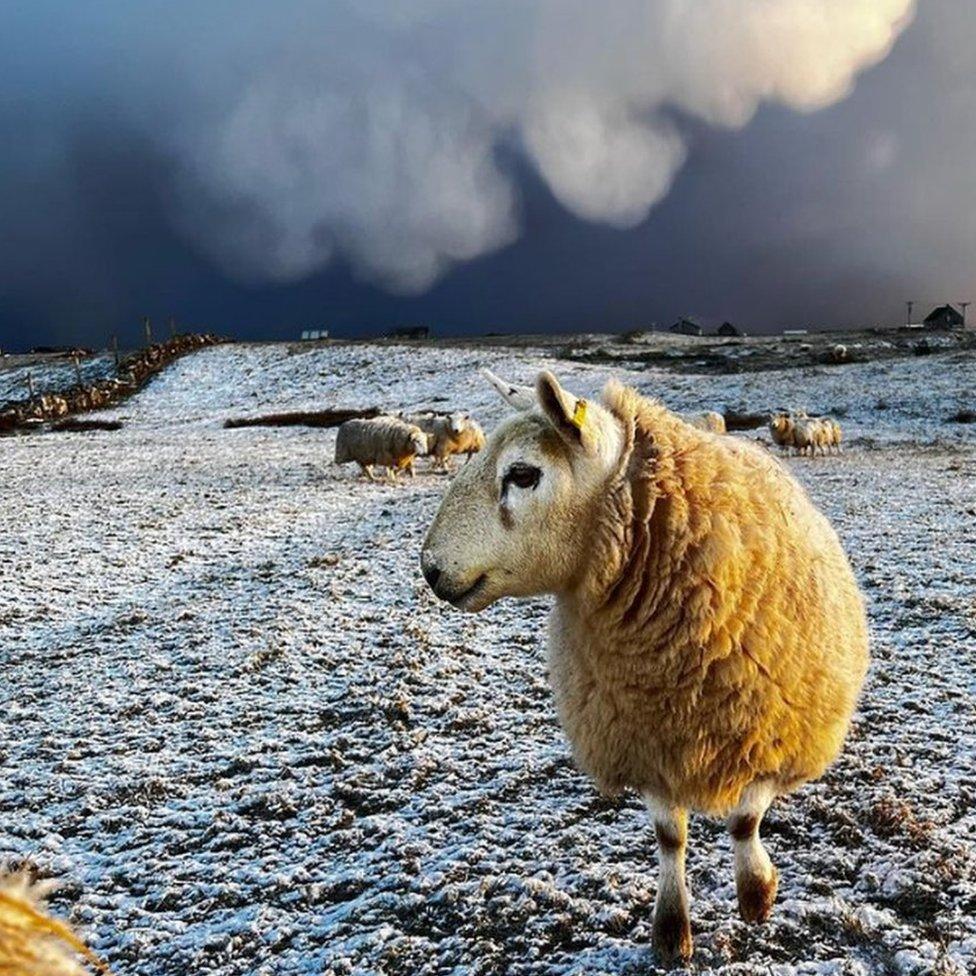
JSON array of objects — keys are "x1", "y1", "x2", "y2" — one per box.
[
  {"x1": 409, "y1": 428, "x2": 429, "y2": 457},
  {"x1": 420, "y1": 369, "x2": 623, "y2": 612}
]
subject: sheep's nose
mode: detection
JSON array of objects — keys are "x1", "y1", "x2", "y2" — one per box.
[{"x1": 422, "y1": 561, "x2": 441, "y2": 591}]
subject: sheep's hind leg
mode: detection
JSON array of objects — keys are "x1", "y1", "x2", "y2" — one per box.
[
  {"x1": 644, "y1": 796, "x2": 693, "y2": 962},
  {"x1": 728, "y1": 780, "x2": 779, "y2": 923}
]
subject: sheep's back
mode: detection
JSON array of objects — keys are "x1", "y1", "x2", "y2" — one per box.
[
  {"x1": 335, "y1": 417, "x2": 418, "y2": 466},
  {"x1": 550, "y1": 410, "x2": 868, "y2": 814}
]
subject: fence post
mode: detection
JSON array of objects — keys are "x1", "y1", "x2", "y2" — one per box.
[
  {"x1": 143, "y1": 316, "x2": 152, "y2": 347},
  {"x1": 111, "y1": 334, "x2": 120, "y2": 368},
  {"x1": 72, "y1": 354, "x2": 83, "y2": 386},
  {"x1": 26, "y1": 371, "x2": 35, "y2": 397}
]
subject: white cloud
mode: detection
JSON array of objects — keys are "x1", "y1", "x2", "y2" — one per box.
[{"x1": 159, "y1": 0, "x2": 917, "y2": 289}]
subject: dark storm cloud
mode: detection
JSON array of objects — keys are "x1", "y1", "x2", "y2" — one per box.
[{"x1": 2, "y1": 1, "x2": 972, "y2": 349}]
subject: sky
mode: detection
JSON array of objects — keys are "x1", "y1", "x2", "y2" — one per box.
[{"x1": 1, "y1": 0, "x2": 973, "y2": 351}]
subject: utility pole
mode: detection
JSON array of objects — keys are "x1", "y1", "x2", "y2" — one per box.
[
  {"x1": 959, "y1": 302, "x2": 971, "y2": 327},
  {"x1": 168, "y1": 316, "x2": 176, "y2": 339},
  {"x1": 111, "y1": 334, "x2": 120, "y2": 368},
  {"x1": 905, "y1": 301, "x2": 914, "y2": 326},
  {"x1": 143, "y1": 316, "x2": 152, "y2": 347}
]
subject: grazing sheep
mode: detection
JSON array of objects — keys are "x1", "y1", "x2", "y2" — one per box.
[
  {"x1": 684, "y1": 410, "x2": 726, "y2": 434},
  {"x1": 827, "y1": 418, "x2": 843, "y2": 452},
  {"x1": 791, "y1": 415, "x2": 818, "y2": 456},
  {"x1": 403, "y1": 412, "x2": 487, "y2": 470},
  {"x1": 769, "y1": 412, "x2": 842, "y2": 456},
  {"x1": 421, "y1": 369, "x2": 868, "y2": 962},
  {"x1": 334, "y1": 416, "x2": 427, "y2": 481}
]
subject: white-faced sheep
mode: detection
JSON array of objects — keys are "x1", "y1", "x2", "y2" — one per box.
[
  {"x1": 403, "y1": 411, "x2": 486, "y2": 470},
  {"x1": 421, "y1": 369, "x2": 868, "y2": 962},
  {"x1": 334, "y1": 416, "x2": 427, "y2": 481}
]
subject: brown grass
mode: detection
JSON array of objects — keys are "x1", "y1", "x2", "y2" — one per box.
[
  {"x1": 224, "y1": 407, "x2": 381, "y2": 429},
  {"x1": 866, "y1": 796, "x2": 937, "y2": 850},
  {"x1": 50, "y1": 419, "x2": 124, "y2": 433},
  {"x1": 947, "y1": 409, "x2": 976, "y2": 424}
]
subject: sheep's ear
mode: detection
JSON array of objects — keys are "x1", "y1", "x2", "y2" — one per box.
[
  {"x1": 480, "y1": 368, "x2": 535, "y2": 411},
  {"x1": 536, "y1": 370, "x2": 591, "y2": 451}
]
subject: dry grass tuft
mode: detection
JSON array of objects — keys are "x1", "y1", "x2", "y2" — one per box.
[
  {"x1": 866, "y1": 797, "x2": 937, "y2": 850},
  {"x1": 0, "y1": 872, "x2": 110, "y2": 975}
]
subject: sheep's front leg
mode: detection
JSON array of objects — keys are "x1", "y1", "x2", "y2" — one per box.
[
  {"x1": 644, "y1": 796, "x2": 693, "y2": 962},
  {"x1": 728, "y1": 781, "x2": 779, "y2": 923}
]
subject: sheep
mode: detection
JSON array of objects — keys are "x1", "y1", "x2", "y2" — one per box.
[
  {"x1": 684, "y1": 410, "x2": 726, "y2": 434},
  {"x1": 421, "y1": 369, "x2": 868, "y2": 962},
  {"x1": 828, "y1": 343, "x2": 849, "y2": 364},
  {"x1": 402, "y1": 411, "x2": 487, "y2": 470},
  {"x1": 827, "y1": 418, "x2": 843, "y2": 452},
  {"x1": 768, "y1": 412, "x2": 794, "y2": 450},
  {"x1": 334, "y1": 416, "x2": 427, "y2": 481},
  {"x1": 0, "y1": 870, "x2": 108, "y2": 974},
  {"x1": 769, "y1": 412, "x2": 843, "y2": 456}
]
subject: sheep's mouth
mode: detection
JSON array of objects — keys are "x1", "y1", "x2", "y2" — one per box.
[{"x1": 442, "y1": 573, "x2": 488, "y2": 610}]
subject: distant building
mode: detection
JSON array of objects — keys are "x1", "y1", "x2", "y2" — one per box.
[
  {"x1": 389, "y1": 325, "x2": 430, "y2": 340},
  {"x1": 923, "y1": 304, "x2": 965, "y2": 330},
  {"x1": 669, "y1": 317, "x2": 704, "y2": 337},
  {"x1": 300, "y1": 329, "x2": 329, "y2": 341},
  {"x1": 670, "y1": 316, "x2": 744, "y2": 337}
]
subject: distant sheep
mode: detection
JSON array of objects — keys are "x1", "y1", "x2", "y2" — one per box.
[
  {"x1": 403, "y1": 411, "x2": 486, "y2": 470},
  {"x1": 769, "y1": 413, "x2": 794, "y2": 450},
  {"x1": 334, "y1": 416, "x2": 427, "y2": 481},
  {"x1": 769, "y1": 412, "x2": 842, "y2": 456},
  {"x1": 422, "y1": 370, "x2": 868, "y2": 962},
  {"x1": 684, "y1": 410, "x2": 726, "y2": 434}
]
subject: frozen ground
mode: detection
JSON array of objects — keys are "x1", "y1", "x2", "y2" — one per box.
[{"x1": 0, "y1": 342, "x2": 973, "y2": 975}]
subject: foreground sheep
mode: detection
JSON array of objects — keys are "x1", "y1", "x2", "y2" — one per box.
[
  {"x1": 334, "y1": 417, "x2": 427, "y2": 481},
  {"x1": 0, "y1": 871, "x2": 108, "y2": 974},
  {"x1": 402, "y1": 412, "x2": 487, "y2": 470},
  {"x1": 421, "y1": 369, "x2": 868, "y2": 961}
]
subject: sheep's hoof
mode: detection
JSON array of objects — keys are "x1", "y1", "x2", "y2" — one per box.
[
  {"x1": 736, "y1": 865, "x2": 779, "y2": 924},
  {"x1": 652, "y1": 907, "x2": 693, "y2": 964}
]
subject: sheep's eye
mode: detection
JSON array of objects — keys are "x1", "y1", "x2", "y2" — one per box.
[{"x1": 503, "y1": 463, "x2": 541, "y2": 491}]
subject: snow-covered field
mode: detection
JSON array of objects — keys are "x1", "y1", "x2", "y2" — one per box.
[
  {"x1": 1, "y1": 341, "x2": 974, "y2": 975},
  {"x1": 0, "y1": 352, "x2": 117, "y2": 406}
]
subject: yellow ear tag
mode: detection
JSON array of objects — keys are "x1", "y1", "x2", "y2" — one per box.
[{"x1": 571, "y1": 398, "x2": 588, "y2": 430}]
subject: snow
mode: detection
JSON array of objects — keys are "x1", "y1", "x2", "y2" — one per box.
[
  {"x1": 0, "y1": 341, "x2": 973, "y2": 975},
  {"x1": 0, "y1": 354, "x2": 117, "y2": 406}
]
